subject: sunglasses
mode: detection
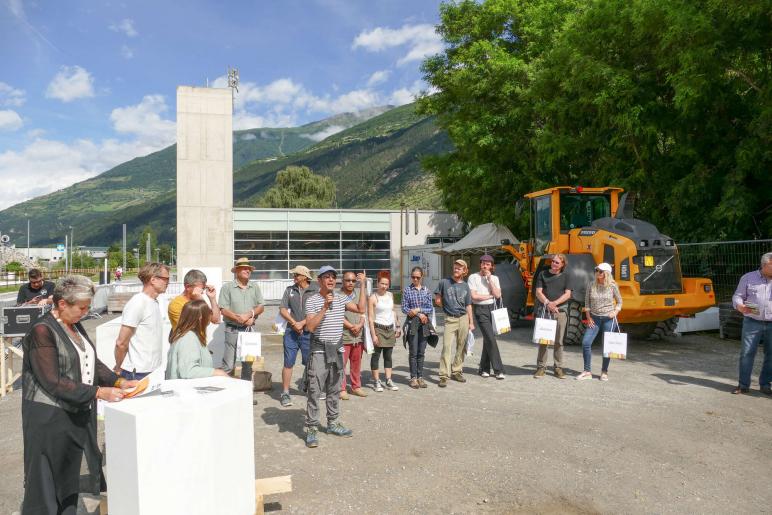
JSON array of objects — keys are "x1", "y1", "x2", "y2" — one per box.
[
  {"x1": 595, "y1": 270, "x2": 605, "y2": 274},
  {"x1": 344, "y1": 279, "x2": 357, "y2": 282},
  {"x1": 411, "y1": 276, "x2": 422, "y2": 279},
  {"x1": 154, "y1": 275, "x2": 170, "y2": 282}
]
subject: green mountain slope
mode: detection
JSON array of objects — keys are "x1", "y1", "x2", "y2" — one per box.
[{"x1": 0, "y1": 103, "x2": 450, "y2": 246}]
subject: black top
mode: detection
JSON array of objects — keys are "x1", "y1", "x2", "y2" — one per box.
[
  {"x1": 535, "y1": 271, "x2": 571, "y2": 305},
  {"x1": 17, "y1": 280, "x2": 55, "y2": 305}
]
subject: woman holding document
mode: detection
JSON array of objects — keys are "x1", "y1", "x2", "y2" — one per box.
[
  {"x1": 166, "y1": 300, "x2": 228, "y2": 379},
  {"x1": 577, "y1": 263, "x2": 623, "y2": 382},
  {"x1": 21, "y1": 275, "x2": 136, "y2": 515}
]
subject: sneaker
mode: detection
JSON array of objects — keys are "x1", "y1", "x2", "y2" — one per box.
[
  {"x1": 495, "y1": 372, "x2": 505, "y2": 380},
  {"x1": 576, "y1": 371, "x2": 592, "y2": 381},
  {"x1": 373, "y1": 380, "x2": 384, "y2": 392},
  {"x1": 451, "y1": 373, "x2": 466, "y2": 383},
  {"x1": 319, "y1": 392, "x2": 327, "y2": 401},
  {"x1": 280, "y1": 392, "x2": 292, "y2": 407},
  {"x1": 385, "y1": 378, "x2": 399, "y2": 391},
  {"x1": 533, "y1": 367, "x2": 546, "y2": 378},
  {"x1": 438, "y1": 377, "x2": 448, "y2": 388},
  {"x1": 479, "y1": 371, "x2": 490, "y2": 378},
  {"x1": 600, "y1": 372, "x2": 609, "y2": 382},
  {"x1": 554, "y1": 367, "x2": 566, "y2": 379},
  {"x1": 326, "y1": 421, "x2": 353, "y2": 437},
  {"x1": 409, "y1": 378, "x2": 419, "y2": 389},
  {"x1": 305, "y1": 427, "x2": 319, "y2": 448},
  {"x1": 340, "y1": 390, "x2": 349, "y2": 400},
  {"x1": 418, "y1": 378, "x2": 428, "y2": 388},
  {"x1": 350, "y1": 387, "x2": 368, "y2": 397}
]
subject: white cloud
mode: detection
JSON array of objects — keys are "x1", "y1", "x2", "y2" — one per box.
[
  {"x1": 25, "y1": 128, "x2": 45, "y2": 138},
  {"x1": 109, "y1": 18, "x2": 138, "y2": 37},
  {"x1": 109, "y1": 94, "x2": 176, "y2": 144},
  {"x1": 45, "y1": 65, "x2": 95, "y2": 102},
  {"x1": 0, "y1": 82, "x2": 26, "y2": 107},
  {"x1": 367, "y1": 70, "x2": 391, "y2": 87},
  {"x1": 389, "y1": 88, "x2": 415, "y2": 106},
  {"x1": 352, "y1": 23, "x2": 443, "y2": 66},
  {"x1": 0, "y1": 110, "x2": 23, "y2": 131},
  {"x1": 300, "y1": 125, "x2": 346, "y2": 142},
  {"x1": 121, "y1": 45, "x2": 134, "y2": 59},
  {"x1": 240, "y1": 133, "x2": 257, "y2": 141}
]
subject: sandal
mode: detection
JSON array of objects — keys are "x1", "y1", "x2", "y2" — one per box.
[
  {"x1": 600, "y1": 373, "x2": 609, "y2": 382},
  {"x1": 576, "y1": 371, "x2": 592, "y2": 381}
]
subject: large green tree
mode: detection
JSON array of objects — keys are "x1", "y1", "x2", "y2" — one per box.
[
  {"x1": 258, "y1": 166, "x2": 336, "y2": 209},
  {"x1": 420, "y1": 0, "x2": 771, "y2": 241}
]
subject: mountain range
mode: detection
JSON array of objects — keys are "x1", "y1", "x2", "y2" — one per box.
[{"x1": 0, "y1": 102, "x2": 451, "y2": 246}]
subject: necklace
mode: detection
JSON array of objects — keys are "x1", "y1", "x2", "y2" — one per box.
[{"x1": 54, "y1": 314, "x2": 86, "y2": 352}]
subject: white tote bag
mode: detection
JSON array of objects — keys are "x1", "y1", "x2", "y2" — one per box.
[
  {"x1": 273, "y1": 312, "x2": 287, "y2": 335},
  {"x1": 465, "y1": 329, "x2": 475, "y2": 356},
  {"x1": 603, "y1": 318, "x2": 627, "y2": 359},
  {"x1": 237, "y1": 330, "x2": 262, "y2": 360},
  {"x1": 532, "y1": 307, "x2": 557, "y2": 346},
  {"x1": 363, "y1": 316, "x2": 374, "y2": 355},
  {"x1": 491, "y1": 298, "x2": 511, "y2": 335}
]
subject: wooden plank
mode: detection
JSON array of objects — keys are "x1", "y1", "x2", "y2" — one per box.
[{"x1": 255, "y1": 475, "x2": 292, "y2": 496}]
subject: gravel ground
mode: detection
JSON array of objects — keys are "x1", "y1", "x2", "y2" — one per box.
[{"x1": 1, "y1": 307, "x2": 770, "y2": 514}]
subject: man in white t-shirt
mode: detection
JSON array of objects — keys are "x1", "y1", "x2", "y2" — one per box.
[
  {"x1": 113, "y1": 262, "x2": 170, "y2": 380},
  {"x1": 468, "y1": 255, "x2": 505, "y2": 379}
]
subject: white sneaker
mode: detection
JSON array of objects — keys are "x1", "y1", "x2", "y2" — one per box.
[
  {"x1": 385, "y1": 378, "x2": 399, "y2": 391},
  {"x1": 479, "y1": 371, "x2": 490, "y2": 378},
  {"x1": 576, "y1": 371, "x2": 592, "y2": 381},
  {"x1": 373, "y1": 380, "x2": 384, "y2": 392},
  {"x1": 495, "y1": 373, "x2": 505, "y2": 380}
]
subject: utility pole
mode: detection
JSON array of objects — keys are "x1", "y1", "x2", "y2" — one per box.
[
  {"x1": 26, "y1": 217, "x2": 29, "y2": 259},
  {"x1": 64, "y1": 235, "x2": 68, "y2": 274},
  {"x1": 146, "y1": 233, "x2": 151, "y2": 262},
  {"x1": 122, "y1": 224, "x2": 127, "y2": 272}
]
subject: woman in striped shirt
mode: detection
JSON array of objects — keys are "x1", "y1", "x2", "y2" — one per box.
[{"x1": 577, "y1": 262, "x2": 622, "y2": 381}]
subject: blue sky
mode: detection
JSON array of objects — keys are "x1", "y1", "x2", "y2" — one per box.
[{"x1": 0, "y1": 0, "x2": 445, "y2": 209}]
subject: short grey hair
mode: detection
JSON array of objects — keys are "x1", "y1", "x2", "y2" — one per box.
[
  {"x1": 183, "y1": 269, "x2": 207, "y2": 286},
  {"x1": 762, "y1": 252, "x2": 772, "y2": 266},
  {"x1": 53, "y1": 275, "x2": 95, "y2": 305}
]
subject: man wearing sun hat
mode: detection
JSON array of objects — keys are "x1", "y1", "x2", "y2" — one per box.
[{"x1": 218, "y1": 257, "x2": 265, "y2": 378}]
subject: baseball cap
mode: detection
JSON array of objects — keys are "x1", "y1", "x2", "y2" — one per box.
[
  {"x1": 453, "y1": 259, "x2": 468, "y2": 269},
  {"x1": 595, "y1": 262, "x2": 612, "y2": 273},
  {"x1": 289, "y1": 265, "x2": 312, "y2": 279},
  {"x1": 317, "y1": 265, "x2": 338, "y2": 277},
  {"x1": 480, "y1": 254, "x2": 494, "y2": 263}
]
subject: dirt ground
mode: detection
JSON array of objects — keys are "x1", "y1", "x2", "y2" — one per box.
[{"x1": 1, "y1": 307, "x2": 770, "y2": 514}]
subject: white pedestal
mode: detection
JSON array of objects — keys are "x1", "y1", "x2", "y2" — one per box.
[{"x1": 104, "y1": 377, "x2": 255, "y2": 515}]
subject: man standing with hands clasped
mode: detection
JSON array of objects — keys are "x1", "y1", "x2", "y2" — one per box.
[
  {"x1": 468, "y1": 255, "x2": 505, "y2": 379},
  {"x1": 219, "y1": 257, "x2": 265, "y2": 379},
  {"x1": 435, "y1": 259, "x2": 475, "y2": 388},
  {"x1": 278, "y1": 266, "x2": 316, "y2": 407},
  {"x1": 303, "y1": 266, "x2": 366, "y2": 448}
]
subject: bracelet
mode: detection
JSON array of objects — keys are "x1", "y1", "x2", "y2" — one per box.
[
  {"x1": 96, "y1": 386, "x2": 102, "y2": 399},
  {"x1": 114, "y1": 378, "x2": 125, "y2": 388}
]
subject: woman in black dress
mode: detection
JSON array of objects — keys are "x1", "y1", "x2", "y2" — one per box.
[{"x1": 22, "y1": 275, "x2": 135, "y2": 514}]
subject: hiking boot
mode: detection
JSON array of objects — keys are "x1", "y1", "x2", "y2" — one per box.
[
  {"x1": 554, "y1": 367, "x2": 566, "y2": 379},
  {"x1": 451, "y1": 373, "x2": 466, "y2": 383},
  {"x1": 373, "y1": 380, "x2": 384, "y2": 392},
  {"x1": 409, "y1": 378, "x2": 419, "y2": 389},
  {"x1": 280, "y1": 392, "x2": 293, "y2": 407},
  {"x1": 438, "y1": 377, "x2": 448, "y2": 388},
  {"x1": 340, "y1": 390, "x2": 349, "y2": 400},
  {"x1": 418, "y1": 378, "x2": 428, "y2": 388},
  {"x1": 350, "y1": 387, "x2": 368, "y2": 397},
  {"x1": 305, "y1": 427, "x2": 319, "y2": 448},
  {"x1": 325, "y1": 421, "x2": 353, "y2": 437},
  {"x1": 533, "y1": 367, "x2": 546, "y2": 379},
  {"x1": 385, "y1": 378, "x2": 399, "y2": 391}
]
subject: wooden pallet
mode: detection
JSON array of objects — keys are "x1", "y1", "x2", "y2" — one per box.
[{"x1": 106, "y1": 292, "x2": 136, "y2": 313}]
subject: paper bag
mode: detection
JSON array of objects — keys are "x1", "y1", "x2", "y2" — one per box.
[
  {"x1": 363, "y1": 316, "x2": 374, "y2": 354},
  {"x1": 603, "y1": 319, "x2": 627, "y2": 359},
  {"x1": 465, "y1": 330, "x2": 475, "y2": 356},
  {"x1": 273, "y1": 312, "x2": 287, "y2": 335},
  {"x1": 237, "y1": 331, "x2": 262, "y2": 360},
  {"x1": 491, "y1": 299, "x2": 511, "y2": 335},
  {"x1": 532, "y1": 308, "x2": 557, "y2": 345}
]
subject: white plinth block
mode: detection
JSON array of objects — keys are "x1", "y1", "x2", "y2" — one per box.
[{"x1": 104, "y1": 377, "x2": 255, "y2": 515}]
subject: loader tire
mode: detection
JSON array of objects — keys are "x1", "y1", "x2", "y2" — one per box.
[
  {"x1": 649, "y1": 317, "x2": 679, "y2": 341},
  {"x1": 563, "y1": 300, "x2": 586, "y2": 346}
]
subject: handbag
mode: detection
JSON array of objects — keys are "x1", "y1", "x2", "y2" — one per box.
[
  {"x1": 603, "y1": 318, "x2": 627, "y2": 359},
  {"x1": 465, "y1": 329, "x2": 475, "y2": 355},
  {"x1": 532, "y1": 306, "x2": 557, "y2": 346},
  {"x1": 237, "y1": 329, "x2": 262, "y2": 361},
  {"x1": 363, "y1": 315, "x2": 374, "y2": 355},
  {"x1": 491, "y1": 298, "x2": 511, "y2": 335}
]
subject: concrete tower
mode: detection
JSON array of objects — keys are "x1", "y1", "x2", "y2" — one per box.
[{"x1": 175, "y1": 86, "x2": 233, "y2": 280}]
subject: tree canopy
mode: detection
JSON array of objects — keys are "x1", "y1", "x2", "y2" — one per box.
[
  {"x1": 258, "y1": 166, "x2": 336, "y2": 209},
  {"x1": 419, "y1": 0, "x2": 770, "y2": 241}
]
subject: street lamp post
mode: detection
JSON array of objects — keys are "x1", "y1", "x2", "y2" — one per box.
[
  {"x1": 155, "y1": 247, "x2": 160, "y2": 263},
  {"x1": 26, "y1": 217, "x2": 30, "y2": 259}
]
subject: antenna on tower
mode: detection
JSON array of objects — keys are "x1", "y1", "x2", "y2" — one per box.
[{"x1": 227, "y1": 66, "x2": 239, "y2": 112}]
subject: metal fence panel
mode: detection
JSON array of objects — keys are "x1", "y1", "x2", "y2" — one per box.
[{"x1": 679, "y1": 240, "x2": 772, "y2": 303}]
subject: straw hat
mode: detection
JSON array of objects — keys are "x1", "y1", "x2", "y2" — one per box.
[{"x1": 231, "y1": 257, "x2": 255, "y2": 273}]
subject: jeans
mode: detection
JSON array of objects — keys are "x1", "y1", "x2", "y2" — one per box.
[
  {"x1": 408, "y1": 326, "x2": 428, "y2": 379},
  {"x1": 738, "y1": 318, "x2": 772, "y2": 389},
  {"x1": 119, "y1": 369, "x2": 150, "y2": 380},
  {"x1": 474, "y1": 304, "x2": 503, "y2": 374},
  {"x1": 581, "y1": 314, "x2": 613, "y2": 373}
]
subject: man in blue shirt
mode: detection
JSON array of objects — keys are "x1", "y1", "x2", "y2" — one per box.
[{"x1": 434, "y1": 259, "x2": 475, "y2": 388}]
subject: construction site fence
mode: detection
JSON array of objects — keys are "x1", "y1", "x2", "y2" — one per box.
[{"x1": 678, "y1": 239, "x2": 772, "y2": 303}]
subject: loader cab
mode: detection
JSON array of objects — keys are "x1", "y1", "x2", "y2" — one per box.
[{"x1": 527, "y1": 186, "x2": 623, "y2": 256}]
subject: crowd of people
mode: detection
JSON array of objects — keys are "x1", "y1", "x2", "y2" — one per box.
[{"x1": 15, "y1": 251, "x2": 771, "y2": 510}]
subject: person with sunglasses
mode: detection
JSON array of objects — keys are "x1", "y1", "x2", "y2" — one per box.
[
  {"x1": 339, "y1": 271, "x2": 368, "y2": 399},
  {"x1": 279, "y1": 265, "x2": 317, "y2": 407},
  {"x1": 17, "y1": 268, "x2": 55, "y2": 306},
  {"x1": 577, "y1": 262, "x2": 622, "y2": 381},
  {"x1": 402, "y1": 266, "x2": 434, "y2": 388}
]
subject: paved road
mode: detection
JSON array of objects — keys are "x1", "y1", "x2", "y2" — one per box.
[{"x1": 0, "y1": 308, "x2": 770, "y2": 514}]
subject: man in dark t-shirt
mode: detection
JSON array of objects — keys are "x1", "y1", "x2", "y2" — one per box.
[
  {"x1": 17, "y1": 269, "x2": 55, "y2": 306},
  {"x1": 533, "y1": 254, "x2": 572, "y2": 379}
]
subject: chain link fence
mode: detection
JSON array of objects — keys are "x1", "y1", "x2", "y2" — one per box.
[{"x1": 679, "y1": 239, "x2": 772, "y2": 303}]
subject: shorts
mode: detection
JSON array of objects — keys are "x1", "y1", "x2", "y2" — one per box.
[{"x1": 283, "y1": 330, "x2": 311, "y2": 368}]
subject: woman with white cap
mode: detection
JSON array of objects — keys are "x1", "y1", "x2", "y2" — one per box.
[{"x1": 577, "y1": 262, "x2": 622, "y2": 381}]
